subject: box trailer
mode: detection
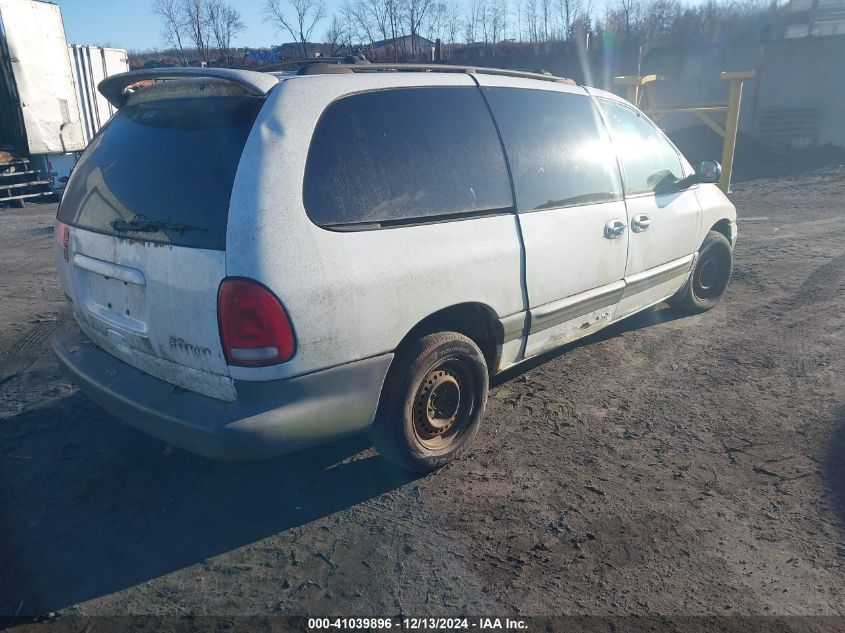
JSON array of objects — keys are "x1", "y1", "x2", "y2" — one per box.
[
  {"x1": 44, "y1": 46, "x2": 129, "y2": 195},
  {"x1": 0, "y1": 0, "x2": 127, "y2": 206},
  {"x1": 36, "y1": 44, "x2": 129, "y2": 190},
  {"x1": 0, "y1": 0, "x2": 81, "y2": 206},
  {"x1": 68, "y1": 44, "x2": 128, "y2": 145}
]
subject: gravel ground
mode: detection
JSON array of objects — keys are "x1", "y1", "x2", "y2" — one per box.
[{"x1": 1, "y1": 166, "x2": 844, "y2": 620}]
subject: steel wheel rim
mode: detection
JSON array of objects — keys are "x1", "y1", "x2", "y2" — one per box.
[
  {"x1": 698, "y1": 260, "x2": 716, "y2": 290},
  {"x1": 693, "y1": 252, "x2": 729, "y2": 300},
  {"x1": 412, "y1": 359, "x2": 476, "y2": 451}
]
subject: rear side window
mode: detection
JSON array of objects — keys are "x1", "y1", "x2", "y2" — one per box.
[
  {"x1": 482, "y1": 87, "x2": 623, "y2": 212},
  {"x1": 58, "y1": 96, "x2": 263, "y2": 250},
  {"x1": 599, "y1": 98, "x2": 685, "y2": 195},
  {"x1": 303, "y1": 87, "x2": 513, "y2": 228}
]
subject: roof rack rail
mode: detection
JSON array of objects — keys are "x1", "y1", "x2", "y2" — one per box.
[
  {"x1": 99, "y1": 67, "x2": 280, "y2": 108},
  {"x1": 256, "y1": 55, "x2": 369, "y2": 72},
  {"x1": 292, "y1": 62, "x2": 574, "y2": 84}
]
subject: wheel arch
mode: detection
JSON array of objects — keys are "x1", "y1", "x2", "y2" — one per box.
[
  {"x1": 710, "y1": 218, "x2": 733, "y2": 243},
  {"x1": 393, "y1": 302, "x2": 503, "y2": 377}
]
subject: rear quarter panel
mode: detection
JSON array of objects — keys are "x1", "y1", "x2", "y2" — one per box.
[{"x1": 225, "y1": 74, "x2": 525, "y2": 381}]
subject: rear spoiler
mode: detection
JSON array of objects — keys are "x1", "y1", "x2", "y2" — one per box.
[{"x1": 98, "y1": 67, "x2": 280, "y2": 108}]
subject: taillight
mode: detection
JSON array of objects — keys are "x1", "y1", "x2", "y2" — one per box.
[
  {"x1": 54, "y1": 220, "x2": 69, "y2": 247},
  {"x1": 218, "y1": 278, "x2": 296, "y2": 367},
  {"x1": 54, "y1": 220, "x2": 69, "y2": 261}
]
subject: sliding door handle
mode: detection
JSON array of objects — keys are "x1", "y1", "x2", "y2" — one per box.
[{"x1": 604, "y1": 219, "x2": 627, "y2": 239}]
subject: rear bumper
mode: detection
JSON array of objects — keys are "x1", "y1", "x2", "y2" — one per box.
[{"x1": 52, "y1": 328, "x2": 393, "y2": 461}]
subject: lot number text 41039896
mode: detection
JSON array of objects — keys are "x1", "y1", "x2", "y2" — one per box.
[{"x1": 307, "y1": 618, "x2": 529, "y2": 630}]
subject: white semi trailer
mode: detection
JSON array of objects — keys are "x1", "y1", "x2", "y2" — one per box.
[
  {"x1": 53, "y1": 44, "x2": 129, "y2": 191},
  {"x1": 0, "y1": 0, "x2": 128, "y2": 206}
]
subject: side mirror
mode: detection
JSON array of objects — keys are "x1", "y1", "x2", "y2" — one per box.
[{"x1": 696, "y1": 160, "x2": 721, "y2": 184}]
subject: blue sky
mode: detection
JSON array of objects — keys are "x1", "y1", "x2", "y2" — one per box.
[
  {"x1": 58, "y1": 0, "x2": 290, "y2": 51},
  {"x1": 58, "y1": 0, "x2": 627, "y2": 52}
]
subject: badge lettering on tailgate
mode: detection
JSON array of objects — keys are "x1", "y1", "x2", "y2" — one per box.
[{"x1": 169, "y1": 336, "x2": 212, "y2": 356}]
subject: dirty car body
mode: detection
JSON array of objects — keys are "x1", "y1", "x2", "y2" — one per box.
[{"x1": 52, "y1": 66, "x2": 737, "y2": 466}]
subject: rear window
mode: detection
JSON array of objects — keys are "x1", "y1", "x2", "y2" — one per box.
[
  {"x1": 302, "y1": 87, "x2": 513, "y2": 228},
  {"x1": 58, "y1": 96, "x2": 262, "y2": 250}
]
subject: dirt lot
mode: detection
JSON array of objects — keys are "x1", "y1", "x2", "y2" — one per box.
[{"x1": 1, "y1": 165, "x2": 844, "y2": 620}]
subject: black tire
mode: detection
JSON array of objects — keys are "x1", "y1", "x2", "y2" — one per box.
[
  {"x1": 669, "y1": 230, "x2": 733, "y2": 314},
  {"x1": 370, "y1": 332, "x2": 489, "y2": 473}
]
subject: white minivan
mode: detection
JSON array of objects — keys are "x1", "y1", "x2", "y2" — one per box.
[{"x1": 52, "y1": 64, "x2": 737, "y2": 472}]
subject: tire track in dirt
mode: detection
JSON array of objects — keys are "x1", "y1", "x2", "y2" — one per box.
[
  {"x1": 789, "y1": 253, "x2": 845, "y2": 306},
  {"x1": 739, "y1": 253, "x2": 845, "y2": 324},
  {"x1": 3, "y1": 172, "x2": 845, "y2": 616},
  {"x1": 355, "y1": 487, "x2": 498, "y2": 613},
  {"x1": 0, "y1": 311, "x2": 73, "y2": 384}
]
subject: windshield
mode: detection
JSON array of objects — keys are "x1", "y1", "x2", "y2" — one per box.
[{"x1": 57, "y1": 96, "x2": 263, "y2": 250}]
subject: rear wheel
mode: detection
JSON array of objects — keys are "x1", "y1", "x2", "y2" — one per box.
[
  {"x1": 370, "y1": 332, "x2": 488, "y2": 473},
  {"x1": 669, "y1": 230, "x2": 733, "y2": 314}
]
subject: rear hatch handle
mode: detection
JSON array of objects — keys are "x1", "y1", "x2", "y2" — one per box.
[
  {"x1": 99, "y1": 67, "x2": 280, "y2": 108},
  {"x1": 72, "y1": 253, "x2": 146, "y2": 286}
]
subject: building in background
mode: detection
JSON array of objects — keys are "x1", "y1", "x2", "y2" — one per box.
[
  {"x1": 368, "y1": 35, "x2": 437, "y2": 61},
  {"x1": 785, "y1": 0, "x2": 845, "y2": 38}
]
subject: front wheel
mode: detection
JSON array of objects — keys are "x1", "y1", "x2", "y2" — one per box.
[
  {"x1": 370, "y1": 332, "x2": 489, "y2": 473},
  {"x1": 669, "y1": 230, "x2": 733, "y2": 314}
]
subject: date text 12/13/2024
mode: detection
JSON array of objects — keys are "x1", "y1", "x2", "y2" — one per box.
[{"x1": 307, "y1": 618, "x2": 529, "y2": 630}]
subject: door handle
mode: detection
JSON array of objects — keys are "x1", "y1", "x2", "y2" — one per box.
[
  {"x1": 631, "y1": 214, "x2": 651, "y2": 233},
  {"x1": 604, "y1": 218, "x2": 627, "y2": 239}
]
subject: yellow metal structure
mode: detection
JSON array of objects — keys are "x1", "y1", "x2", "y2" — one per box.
[
  {"x1": 614, "y1": 71, "x2": 755, "y2": 193},
  {"x1": 613, "y1": 74, "x2": 663, "y2": 108}
]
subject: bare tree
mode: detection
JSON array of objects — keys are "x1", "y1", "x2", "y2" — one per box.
[
  {"x1": 513, "y1": 0, "x2": 523, "y2": 41},
  {"x1": 445, "y1": 0, "x2": 462, "y2": 45},
  {"x1": 207, "y1": 0, "x2": 245, "y2": 65},
  {"x1": 479, "y1": 0, "x2": 490, "y2": 42},
  {"x1": 541, "y1": 0, "x2": 552, "y2": 42},
  {"x1": 615, "y1": 0, "x2": 644, "y2": 38},
  {"x1": 465, "y1": 0, "x2": 483, "y2": 43},
  {"x1": 574, "y1": 0, "x2": 593, "y2": 38},
  {"x1": 386, "y1": 0, "x2": 403, "y2": 59},
  {"x1": 263, "y1": 0, "x2": 327, "y2": 58},
  {"x1": 324, "y1": 14, "x2": 347, "y2": 56},
  {"x1": 342, "y1": 0, "x2": 378, "y2": 54},
  {"x1": 182, "y1": 0, "x2": 213, "y2": 64},
  {"x1": 404, "y1": 0, "x2": 435, "y2": 57},
  {"x1": 642, "y1": 0, "x2": 679, "y2": 45},
  {"x1": 423, "y1": 1, "x2": 463, "y2": 56},
  {"x1": 488, "y1": 0, "x2": 507, "y2": 44},
  {"x1": 361, "y1": 0, "x2": 394, "y2": 59},
  {"x1": 555, "y1": 0, "x2": 582, "y2": 39},
  {"x1": 152, "y1": 0, "x2": 188, "y2": 65},
  {"x1": 425, "y1": 1, "x2": 449, "y2": 44},
  {"x1": 525, "y1": 0, "x2": 540, "y2": 48},
  {"x1": 341, "y1": 0, "x2": 403, "y2": 60}
]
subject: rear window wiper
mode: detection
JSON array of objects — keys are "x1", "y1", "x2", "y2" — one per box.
[{"x1": 111, "y1": 216, "x2": 208, "y2": 235}]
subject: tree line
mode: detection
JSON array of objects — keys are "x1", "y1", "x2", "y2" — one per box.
[
  {"x1": 152, "y1": 0, "x2": 246, "y2": 65},
  {"x1": 149, "y1": 0, "x2": 788, "y2": 66}
]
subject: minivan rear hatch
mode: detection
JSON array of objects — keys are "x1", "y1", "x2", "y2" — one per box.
[{"x1": 55, "y1": 79, "x2": 265, "y2": 401}]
